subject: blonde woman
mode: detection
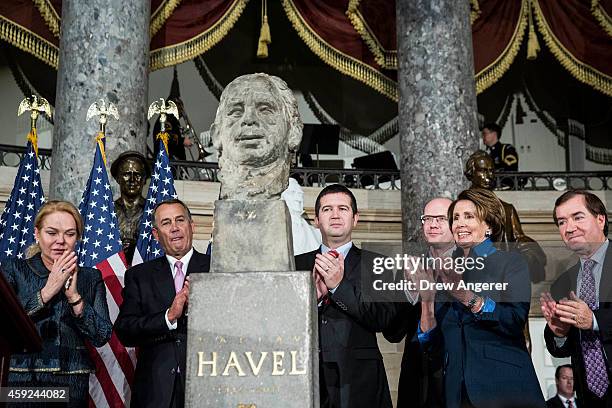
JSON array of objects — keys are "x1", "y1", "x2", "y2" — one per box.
[{"x1": 1, "y1": 200, "x2": 111, "y2": 407}]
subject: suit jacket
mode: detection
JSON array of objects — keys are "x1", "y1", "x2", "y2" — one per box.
[
  {"x1": 545, "y1": 395, "x2": 579, "y2": 408},
  {"x1": 295, "y1": 245, "x2": 398, "y2": 408},
  {"x1": 383, "y1": 301, "x2": 444, "y2": 408},
  {"x1": 115, "y1": 250, "x2": 210, "y2": 408},
  {"x1": 382, "y1": 243, "x2": 443, "y2": 408},
  {"x1": 423, "y1": 245, "x2": 543, "y2": 408},
  {"x1": 2, "y1": 254, "x2": 112, "y2": 374},
  {"x1": 544, "y1": 243, "x2": 612, "y2": 406}
]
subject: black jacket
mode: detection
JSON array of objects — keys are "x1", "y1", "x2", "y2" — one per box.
[
  {"x1": 295, "y1": 245, "x2": 399, "y2": 408},
  {"x1": 544, "y1": 243, "x2": 612, "y2": 407},
  {"x1": 115, "y1": 250, "x2": 210, "y2": 408}
]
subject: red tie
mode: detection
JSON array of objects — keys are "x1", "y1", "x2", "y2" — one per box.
[{"x1": 567, "y1": 400, "x2": 573, "y2": 408}]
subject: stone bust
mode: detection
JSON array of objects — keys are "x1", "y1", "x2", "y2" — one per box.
[
  {"x1": 210, "y1": 73, "x2": 303, "y2": 200},
  {"x1": 464, "y1": 150, "x2": 546, "y2": 283},
  {"x1": 111, "y1": 151, "x2": 148, "y2": 260}
]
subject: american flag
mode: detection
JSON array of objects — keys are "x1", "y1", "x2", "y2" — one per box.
[
  {"x1": 131, "y1": 137, "x2": 177, "y2": 266},
  {"x1": 77, "y1": 137, "x2": 136, "y2": 408},
  {"x1": 0, "y1": 138, "x2": 45, "y2": 261}
]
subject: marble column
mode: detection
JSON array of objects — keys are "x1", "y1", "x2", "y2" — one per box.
[
  {"x1": 50, "y1": 0, "x2": 150, "y2": 204},
  {"x1": 396, "y1": 0, "x2": 479, "y2": 242}
]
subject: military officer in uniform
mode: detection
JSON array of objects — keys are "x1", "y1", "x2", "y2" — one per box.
[{"x1": 482, "y1": 123, "x2": 518, "y2": 188}]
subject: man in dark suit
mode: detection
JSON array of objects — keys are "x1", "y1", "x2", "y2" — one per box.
[
  {"x1": 116, "y1": 199, "x2": 210, "y2": 408},
  {"x1": 547, "y1": 365, "x2": 579, "y2": 408},
  {"x1": 295, "y1": 184, "x2": 399, "y2": 408},
  {"x1": 542, "y1": 190, "x2": 611, "y2": 408},
  {"x1": 383, "y1": 197, "x2": 454, "y2": 408}
]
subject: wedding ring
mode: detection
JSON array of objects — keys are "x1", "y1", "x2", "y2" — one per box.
[
  {"x1": 60, "y1": 268, "x2": 65, "y2": 273},
  {"x1": 572, "y1": 314, "x2": 577, "y2": 321},
  {"x1": 325, "y1": 267, "x2": 329, "y2": 271}
]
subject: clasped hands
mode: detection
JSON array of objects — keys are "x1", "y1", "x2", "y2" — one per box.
[
  {"x1": 168, "y1": 276, "x2": 190, "y2": 323},
  {"x1": 404, "y1": 256, "x2": 465, "y2": 303},
  {"x1": 41, "y1": 250, "x2": 80, "y2": 304},
  {"x1": 312, "y1": 252, "x2": 344, "y2": 301},
  {"x1": 540, "y1": 291, "x2": 593, "y2": 336}
]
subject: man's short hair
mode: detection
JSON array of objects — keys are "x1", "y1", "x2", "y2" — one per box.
[
  {"x1": 553, "y1": 190, "x2": 608, "y2": 236},
  {"x1": 482, "y1": 122, "x2": 502, "y2": 139},
  {"x1": 314, "y1": 184, "x2": 358, "y2": 216},
  {"x1": 152, "y1": 198, "x2": 192, "y2": 228},
  {"x1": 555, "y1": 364, "x2": 573, "y2": 380}
]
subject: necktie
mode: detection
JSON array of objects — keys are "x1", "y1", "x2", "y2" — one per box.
[
  {"x1": 328, "y1": 249, "x2": 339, "y2": 258},
  {"x1": 174, "y1": 260, "x2": 185, "y2": 293},
  {"x1": 579, "y1": 259, "x2": 609, "y2": 398},
  {"x1": 567, "y1": 400, "x2": 573, "y2": 408}
]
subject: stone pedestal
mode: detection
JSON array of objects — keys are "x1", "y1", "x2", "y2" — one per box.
[
  {"x1": 396, "y1": 0, "x2": 479, "y2": 242},
  {"x1": 211, "y1": 200, "x2": 295, "y2": 272},
  {"x1": 186, "y1": 199, "x2": 318, "y2": 407},
  {"x1": 50, "y1": 0, "x2": 150, "y2": 204},
  {"x1": 186, "y1": 272, "x2": 318, "y2": 407}
]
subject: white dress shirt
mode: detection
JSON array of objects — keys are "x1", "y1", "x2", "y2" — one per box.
[{"x1": 164, "y1": 247, "x2": 194, "y2": 330}]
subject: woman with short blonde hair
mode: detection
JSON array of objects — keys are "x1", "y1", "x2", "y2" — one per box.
[{"x1": 2, "y1": 200, "x2": 111, "y2": 407}]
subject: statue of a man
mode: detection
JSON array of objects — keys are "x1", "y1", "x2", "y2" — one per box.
[
  {"x1": 210, "y1": 73, "x2": 303, "y2": 200},
  {"x1": 464, "y1": 150, "x2": 546, "y2": 283},
  {"x1": 111, "y1": 151, "x2": 149, "y2": 261}
]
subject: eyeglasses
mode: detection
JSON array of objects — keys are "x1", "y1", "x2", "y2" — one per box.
[{"x1": 420, "y1": 215, "x2": 448, "y2": 225}]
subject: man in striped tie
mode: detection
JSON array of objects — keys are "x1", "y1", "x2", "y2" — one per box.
[
  {"x1": 541, "y1": 190, "x2": 611, "y2": 408},
  {"x1": 116, "y1": 199, "x2": 210, "y2": 408}
]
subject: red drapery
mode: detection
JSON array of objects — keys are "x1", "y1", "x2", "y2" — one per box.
[{"x1": 0, "y1": 0, "x2": 610, "y2": 100}]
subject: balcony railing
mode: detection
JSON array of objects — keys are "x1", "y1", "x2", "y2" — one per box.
[
  {"x1": 0, "y1": 143, "x2": 52, "y2": 170},
  {"x1": 2, "y1": 144, "x2": 611, "y2": 191},
  {"x1": 495, "y1": 172, "x2": 612, "y2": 191}
]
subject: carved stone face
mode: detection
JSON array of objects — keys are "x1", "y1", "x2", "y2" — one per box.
[
  {"x1": 217, "y1": 77, "x2": 288, "y2": 167},
  {"x1": 470, "y1": 156, "x2": 495, "y2": 190},
  {"x1": 117, "y1": 158, "x2": 146, "y2": 199}
]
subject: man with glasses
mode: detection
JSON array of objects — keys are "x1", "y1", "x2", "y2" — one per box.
[{"x1": 384, "y1": 197, "x2": 454, "y2": 408}]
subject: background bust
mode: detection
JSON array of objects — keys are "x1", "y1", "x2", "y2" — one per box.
[
  {"x1": 210, "y1": 73, "x2": 303, "y2": 200},
  {"x1": 110, "y1": 150, "x2": 149, "y2": 262}
]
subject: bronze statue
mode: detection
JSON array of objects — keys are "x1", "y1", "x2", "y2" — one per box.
[
  {"x1": 111, "y1": 151, "x2": 149, "y2": 262},
  {"x1": 210, "y1": 73, "x2": 303, "y2": 200},
  {"x1": 465, "y1": 150, "x2": 546, "y2": 354},
  {"x1": 464, "y1": 150, "x2": 546, "y2": 283}
]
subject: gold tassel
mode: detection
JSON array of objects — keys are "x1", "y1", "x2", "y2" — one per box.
[
  {"x1": 256, "y1": 0, "x2": 270, "y2": 58},
  {"x1": 261, "y1": 15, "x2": 271, "y2": 43},
  {"x1": 257, "y1": 39, "x2": 269, "y2": 58},
  {"x1": 27, "y1": 128, "x2": 39, "y2": 157},
  {"x1": 527, "y1": 0, "x2": 540, "y2": 60},
  {"x1": 157, "y1": 131, "x2": 170, "y2": 155},
  {"x1": 95, "y1": 131, "x2": 107, "y2": 166}
]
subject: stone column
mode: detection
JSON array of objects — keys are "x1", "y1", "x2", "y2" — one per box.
[
  {"x1": 397, "y1": 0, "x2": 479, "y2": 242},
  {"x1": 50, "y1": 0, "x2": 150, "y2": 204}
]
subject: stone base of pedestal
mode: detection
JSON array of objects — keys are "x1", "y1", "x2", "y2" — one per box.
[{"x1": 185, "y1": 271, "x2": 319, "y2": 408}]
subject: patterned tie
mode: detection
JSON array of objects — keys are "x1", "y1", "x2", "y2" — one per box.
[
  {"x1": 174, "y1": 260, "x2": 185, "y2": 293},
  {"x1": 579, "y1": 258, "x2": 609, "y2": 398},
  {"x1": 328, "y1": 249, "x2": 339, "y2": 258},
  {"x1": 566, "y1": 400, "x2": 573, "y2": 408}
]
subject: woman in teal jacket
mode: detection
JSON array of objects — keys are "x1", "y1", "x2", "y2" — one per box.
[{"x1": 1, "y1": 200, "x2": 112, "y2": 407}]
